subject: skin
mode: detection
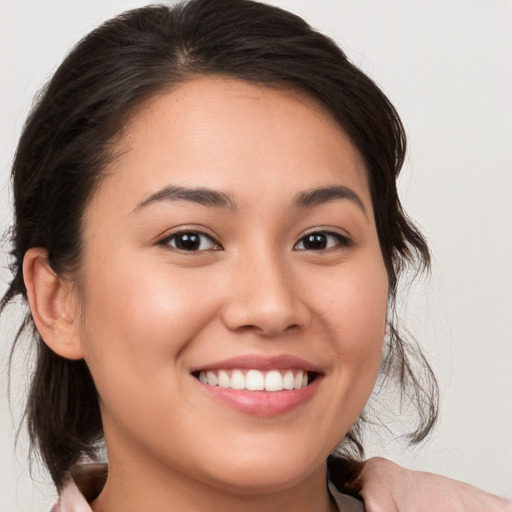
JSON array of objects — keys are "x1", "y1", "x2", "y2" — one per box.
[
  {"x1": 23, "y1": 76, "x2": 512, "y2": 512},
  {"x1": 27, "y1": 76, "x2": 389, "y2": 512}
]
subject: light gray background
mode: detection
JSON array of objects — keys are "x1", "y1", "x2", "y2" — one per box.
[{"x1": 1, "y1": 1, "x2": 511, "y2": 511}]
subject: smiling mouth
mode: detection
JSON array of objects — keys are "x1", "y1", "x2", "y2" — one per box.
[{"x1": 192, "y1": 369, "x2": 317, "y2": 392}]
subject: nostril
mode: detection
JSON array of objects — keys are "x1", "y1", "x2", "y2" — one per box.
[{"x1": 225, "y1": 322, "x2": 300, "y2": 338}]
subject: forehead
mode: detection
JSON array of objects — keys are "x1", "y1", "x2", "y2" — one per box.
[{"x1": 94, "y1": 76, "x2": 371, "y2": 212}]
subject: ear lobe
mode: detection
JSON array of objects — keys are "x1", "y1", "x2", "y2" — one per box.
[{"x1": 23, "y1": 248, "x2": 85, "y2": 360}]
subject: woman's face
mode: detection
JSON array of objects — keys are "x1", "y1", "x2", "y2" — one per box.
[{"x1": 74, "y1": 77, "x2": 388, "y2": 493}]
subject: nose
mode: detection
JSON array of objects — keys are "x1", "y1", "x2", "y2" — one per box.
[{"x1": 220, "y1": 249, "x2": 311, "y2": 337}]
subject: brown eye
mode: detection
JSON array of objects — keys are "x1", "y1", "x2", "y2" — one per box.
[
  {"x1": 294, "y1": 232, "x2": 350, "y2": 251},
  {"x1": 164, "y1": 232, "x2": 220, "y2": 251}
]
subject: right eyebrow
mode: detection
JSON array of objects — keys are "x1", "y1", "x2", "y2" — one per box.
[{"x1": 132, "y1": 185, "x2": 238, "y2": 213}]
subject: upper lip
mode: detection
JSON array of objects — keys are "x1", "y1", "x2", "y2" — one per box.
[{"x1": 190, "y1": 354, "x2": 322, "y2": 374}]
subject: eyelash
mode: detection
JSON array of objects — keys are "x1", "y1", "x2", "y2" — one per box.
[
  {"x1": 157, "y1": 229, "x2": 352, "y2": 253},
  {"x1": 294, "y1": 231, "x2": 353, "y2": 251},
  {"x1": 158, "y1": 230, "x2": 222, "y2": 252}
]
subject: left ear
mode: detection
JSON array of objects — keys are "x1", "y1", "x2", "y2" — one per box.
[{"x1": 23, "y1": 248, "x2": 85, "y2": 360}]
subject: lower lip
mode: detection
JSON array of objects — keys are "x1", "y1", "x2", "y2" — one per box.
[{"x1": 195, "y1": 377, "x2": 320, "y2": 416}]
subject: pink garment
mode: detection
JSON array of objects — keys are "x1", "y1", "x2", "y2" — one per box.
[
  {"x1": 50, "y1": 464, "x2": 107, "y2": 512},
  {"x1": 50, "y1": 479, "x2": 91, "y2": 512}
]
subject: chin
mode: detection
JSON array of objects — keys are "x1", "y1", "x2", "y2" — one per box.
[{"x1": 195, "y1": 445, "x2": 326, "y2": 495}]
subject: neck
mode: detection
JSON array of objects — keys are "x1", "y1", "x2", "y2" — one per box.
[{"x1": 91, "y1": 451, "x2": 334, "y2": 512}]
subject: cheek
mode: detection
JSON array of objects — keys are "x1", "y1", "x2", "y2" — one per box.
[
  {"x1": 319, "y1": 258, "x2": 388, "y2": 396},
  {"x1": 319, "y1": 259, "x2": 387, "y2": 341},
  {"x1": 77, "y1": 257, "x2": 221, "y2": 388},
  {"x1": 346, "y1": 271, "x2": 387, "y2": 364},
  {"x1": 342, "y1": 276, "x2": 387, "y2": 358}
]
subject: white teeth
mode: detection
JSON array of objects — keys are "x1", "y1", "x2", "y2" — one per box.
[
  {"x1": 206, "y1": 371, "x2": 218, "y2": 386},
  {"x1": 246, "y1": 369, "x2": 265, "y2": 390},
  {"x1": 264, "y1": 370, "x2": 283, "y2": 391},
  {"x1": 218, "y1": 370, "x2": 230, "y2": 388},
  {"x1": 230, "y1": 370, "x2": 245, "y2": 390},
  {"x1": 283, "y1": 371, "x2": 295, "y2": 389},
  {"x1": 197, "y1": 369, "x2": 311, "y2": 392},
  {"x1": 293, "y1": 372, "x2": 303, "y2": 390}
]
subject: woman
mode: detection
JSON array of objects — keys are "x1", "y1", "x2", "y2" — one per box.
[{"x1": 1, "y1": 1, "x2": 509, "y2": 511}]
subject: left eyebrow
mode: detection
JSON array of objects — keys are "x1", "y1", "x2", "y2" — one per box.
[{"x1": 292, "y1": 185, "x2": 368, "y2": 218}]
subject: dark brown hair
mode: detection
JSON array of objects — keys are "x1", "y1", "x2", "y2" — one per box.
[{"x1": 2, "y1": 0, "x2": 438, "y2": 488}]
